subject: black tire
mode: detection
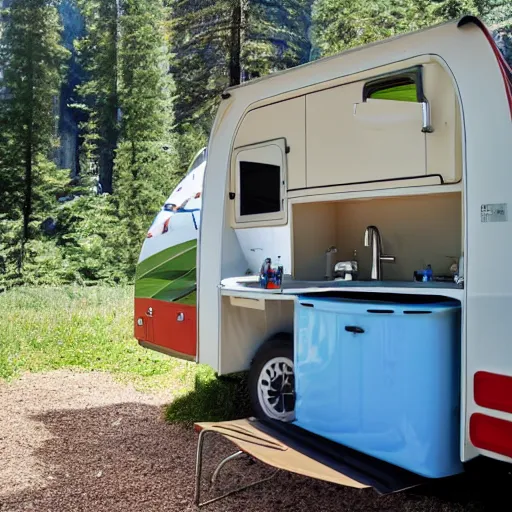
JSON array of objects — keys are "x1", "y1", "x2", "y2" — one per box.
[{"x1": 248, "y1": 333, "x2": 295, "y2": 422}]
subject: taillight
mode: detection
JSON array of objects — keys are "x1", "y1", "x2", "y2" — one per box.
[
  {"x1": 474, "y1": 371, "x2": 512, "y2": 414},
  {"x1": 470, "y1": 413, "x2": 512, "y2": 459}
]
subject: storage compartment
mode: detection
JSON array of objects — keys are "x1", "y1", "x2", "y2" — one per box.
[
  {"x1": 230, "y1": 62, "x2": 461, "y2": 198},
  {"x1": 305, "y1": 61, "x2": 461, "y2": 189},
  {"x1": 294, "y1": 296, "x2": 462, "y2": 478},
  {"x1": 306, "y1": 82, "x2": 427, "y2": 188},
  {"x1": 292, "y1": 192, "x2": 463, "y2": 282}
]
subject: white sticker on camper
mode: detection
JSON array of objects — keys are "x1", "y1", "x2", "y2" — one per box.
[{"x1": 481, "y1": 203, "x2": 508, "y2": 223}]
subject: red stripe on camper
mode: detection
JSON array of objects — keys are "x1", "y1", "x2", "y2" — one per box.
[
  {"x1": 470, "y1": 413, "x2": 512, "y2": 459},
  {"x1": 134, "y1": 298, "x2": 197, "y2": 359},
  {"x1": 483, "y1": 32, "x2": 512, "y2": 119},
  {"x1": 474, "y1": 371, "x2": 512, "y2": 414}
]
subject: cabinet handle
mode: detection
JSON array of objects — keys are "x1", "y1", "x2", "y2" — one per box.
[{"x1": 345, "y1": 326, "x2": 365, "y2": 334}]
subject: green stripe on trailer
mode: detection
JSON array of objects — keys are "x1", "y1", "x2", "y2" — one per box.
[
  {"x1": 135, "y1": 240, "x2": 197, "y2": 300},
  {"x1": 136, "y1": 239, "x2": 197, "y2": 280}
]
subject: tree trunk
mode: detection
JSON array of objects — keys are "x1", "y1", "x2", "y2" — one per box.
[
  {"x1": 20, "y1": 37, "x2": 35, "y2": 272},
  {"x1": 99, "y1": 0, "x2": 119, "y2": 194},
  {"x1": 302, "y1": 0, "x2": 314, "y2": 64},
  {"x1": 229, "y1": 0, "x2": 241, "y2": 87},
  {"x1": 99, "y1": 121, "x2": 116, "y2": 193},
  {"x1": 21, "y1": 126, "x2": 33, "y2": 269}
]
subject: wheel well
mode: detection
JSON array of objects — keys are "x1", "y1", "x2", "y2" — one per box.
[
  {"x1": 219, "y1": 296, "x2": 294, "y2": 374},
  {"x1": 248, "y1": 330, "x2": 295, "y2": 421},
  {"x1": 251, "y1": 331, "x2": 293, "y2": 365},
  {"x1": 268, "y1": 331, "x2": 293, "y2": 342}
]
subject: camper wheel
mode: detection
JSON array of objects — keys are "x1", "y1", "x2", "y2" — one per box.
[{"x1": 248, "y1": 334, "x2": 295, "y2": 422}]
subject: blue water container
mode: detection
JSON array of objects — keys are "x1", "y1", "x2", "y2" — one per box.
[{"x1": 294, "y1": 296, "x2": 462, "y2": 478}]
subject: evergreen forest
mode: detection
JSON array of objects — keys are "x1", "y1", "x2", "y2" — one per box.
[{"x1": 0, "y1": 0, "x2": 511, "y2": 289}]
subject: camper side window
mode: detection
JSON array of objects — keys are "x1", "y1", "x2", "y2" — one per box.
[
  {"x1": 368, "y1": 81, "x2": 417, "y2": 102},
  {"x1": 239, "y1": 161, "x2": 281, "y2": 216},
  {"x1": 363, "y1": 67, "x2": 424, "y2": 103},
  {"x1": 232, "y1": 139, "x2": 287, "y2": 226}
]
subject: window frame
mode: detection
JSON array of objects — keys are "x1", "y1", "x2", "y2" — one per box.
[
  {"x1": 363, "y1": 66, "x2": 426, "y2": 103},
  {"x1": 231, "y1": 138, "x2": 288, "y2": 226}
]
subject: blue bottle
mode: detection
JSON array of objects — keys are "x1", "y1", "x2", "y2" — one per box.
[{"x1": 423, "y1": 264, "x2": 433, "y2": 282}]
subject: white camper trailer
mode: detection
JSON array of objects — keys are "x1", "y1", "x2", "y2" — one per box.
[{"x1": 136, "y1": 16, "x2": 512, "y2": 483}]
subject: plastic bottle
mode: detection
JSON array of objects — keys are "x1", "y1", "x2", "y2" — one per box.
[
  {"x1": 423, "y1": 264, "x2": 433, "y2": 282},
  {"x1": 325, "y1": 246, "x2": 337, "y2": 280},
  {"x1": 277, "y1": 256, "x2": 284, "y2": 288}
]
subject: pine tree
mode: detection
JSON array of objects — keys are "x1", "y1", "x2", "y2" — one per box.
[
  {"x1": 244, "y1": 0, "x2": 314, "y2": 76},
  {"x1": 169, "y1": 0, "x2": 242, "y2": 132},
  {"x1": 115, "y1": 0, "x2": 176, "y2": 273},
  {"x1": 56, "y1": 0, "x2": 87, "y2": 177},
  {"x1": 169, "y1": 0, "x2": 314, "y2": 171},
  {"x1": 478, "y1": 1, "x2": 512, "y2": 66},
  {"x1": 0, "y1": 0, "x2": 69, "y2": 275},
  {"x1": 311, "y1": 0, "x2": 460, "y2": 57},
  {"x1": 311, "y1": 0, "x2": 510, "y2": 58},
  {"x1": 75, "y1": 0, "x2": 119, "y2": 193}
]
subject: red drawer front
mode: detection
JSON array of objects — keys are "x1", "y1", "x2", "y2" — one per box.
[
  {"x1": 470, "y1": 413, "x2": 512, "y2": 459},
  {"x1": 474, "y1": 371, "x2": 512, "y2": 414},
  {"x1": 134, "y1": 298, "x2": 196, "y2": 359}
]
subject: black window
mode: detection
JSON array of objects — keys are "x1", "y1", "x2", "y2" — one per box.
[{"x1": 239, "y1": 161, "x2": 281, "y2": 216}]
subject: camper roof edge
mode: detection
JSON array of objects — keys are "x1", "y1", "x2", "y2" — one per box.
[{"x1": 222, "y1": 16, "x2": 479, "y2": 94}]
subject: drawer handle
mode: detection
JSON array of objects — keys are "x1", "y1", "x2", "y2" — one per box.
[{"x1": 345, "y1": 326, "x2": 365, "y2": 334}]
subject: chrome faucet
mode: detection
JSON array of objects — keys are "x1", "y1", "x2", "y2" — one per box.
[{"x1": 364, "y1": 226, "x2": 395, "y2": 280}]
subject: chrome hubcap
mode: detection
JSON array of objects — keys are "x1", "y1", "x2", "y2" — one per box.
[{"x1": 257, "y1": 356, "x2": 295, "y2": 421}]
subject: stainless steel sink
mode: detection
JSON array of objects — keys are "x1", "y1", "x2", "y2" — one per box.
[{"x1": 242, "y1": 277, "x2": 460, "y2": 291}]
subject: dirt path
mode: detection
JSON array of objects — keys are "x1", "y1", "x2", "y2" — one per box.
[{"x1": 0, "y1": 370, "x2": 507, "y2": 512}]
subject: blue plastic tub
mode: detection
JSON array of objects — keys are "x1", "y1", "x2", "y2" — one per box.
[{"x1": 294, "y1": 296, "x2": 462, "y2": 478}]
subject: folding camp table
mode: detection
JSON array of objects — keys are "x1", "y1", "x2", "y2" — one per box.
[{"x1": 193, "y1": 417, "x2": 428, "y2": 508}]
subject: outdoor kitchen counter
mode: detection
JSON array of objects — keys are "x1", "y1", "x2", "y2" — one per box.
[{"x1": 219, "y1": 276, "x2": 464, "y2": 301}]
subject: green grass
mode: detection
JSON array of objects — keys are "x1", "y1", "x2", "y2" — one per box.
[
  {"x1": 0, "y1": 285, "x2": 251, "y2": 422},
  {"x1": 0, "y1": 285, "x2": 195, "y2": 393}
]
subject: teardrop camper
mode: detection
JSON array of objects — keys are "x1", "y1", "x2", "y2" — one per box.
[{"x1": 135, "y1": 16, "x2": 512, "y2": 478}]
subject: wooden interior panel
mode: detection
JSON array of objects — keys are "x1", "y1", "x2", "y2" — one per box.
[
  {"x1": 336, "y1": 193, "x2": 462, "y2": 280},
  {"x1": 292, "y1": 193, "x2": 462, "y2": 282},
  {"x1": 292, "y1": 202, "x2": 337, "y2": 280}
]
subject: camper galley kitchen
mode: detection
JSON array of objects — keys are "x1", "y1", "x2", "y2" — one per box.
[
  {"x1": 213, "y1": 52, "x2": 468, "y2": 479},
  {"x1": 131, "y1": 18, "x2": 512, "y2": 496}
]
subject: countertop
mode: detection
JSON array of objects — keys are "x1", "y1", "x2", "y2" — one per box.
[{"x1": 220, "y1": 275, "x2": 464, "y2": 301}]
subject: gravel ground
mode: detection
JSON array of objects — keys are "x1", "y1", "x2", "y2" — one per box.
[{"x1": 0, "y1": 370, "x2": 509, "y2": 512}]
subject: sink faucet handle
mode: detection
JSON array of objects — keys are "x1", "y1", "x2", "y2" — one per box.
[{"x1": 380, "y1": 255, "x2": 396, "y2": 263}]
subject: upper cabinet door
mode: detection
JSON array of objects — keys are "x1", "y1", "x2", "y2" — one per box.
[
  {"x1": 306, "y1": 69, "x2": 428, "y2": 189},
  {"x1": 423, "y1": 62, "x2": 462, "y2": 184},
  {"x1": 235, "y1": 97, "x2": 306, "y2": 190}
]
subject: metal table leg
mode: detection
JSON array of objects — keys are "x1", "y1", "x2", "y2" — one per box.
[
  {"x1": 194, "y1": 429, "x2": 212, "y2": 506},
  {"x1": 210, "y1": 451, "x2": 244, "y2": 485},
  {"x1": 194, "y1": 429, "x2": 279, "y2": 508}
]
